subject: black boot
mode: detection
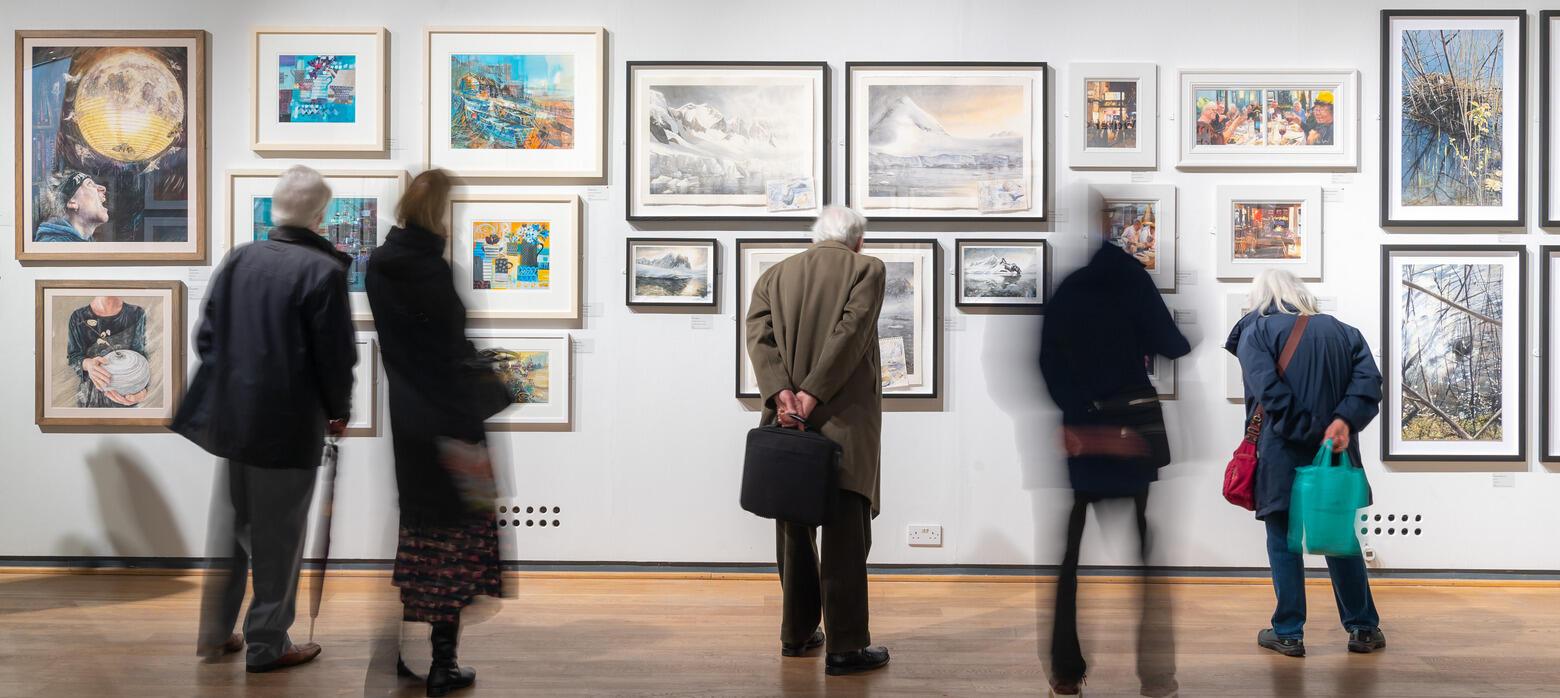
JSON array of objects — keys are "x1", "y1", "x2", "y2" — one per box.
[{"x1": 426, "y1": 620, "x2": 476, "y2": 697}]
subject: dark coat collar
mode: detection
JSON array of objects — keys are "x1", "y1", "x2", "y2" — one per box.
[
  {"x1": 811, "y1": 239, "x2": 857, "y2": 253},
  {"x1": 386, "y1": 225, "x2": 446, "y2": 254},
  {"x1": 268, "y1": 225, "x2": 352, "y2": 268}
]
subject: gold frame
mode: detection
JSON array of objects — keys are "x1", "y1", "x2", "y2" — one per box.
[
  {"x1": 447, "y1": 192, "x2": 583, "y2": 319},
  {"x1": 14, "y1": 30, "x2": 208, "y2": 262},
  {"x1": 34, "y1": 279, "x2": 187, "y2": 427},
  {"x1": 251, "y1": 26, "x2": 389, "y2": 153}
]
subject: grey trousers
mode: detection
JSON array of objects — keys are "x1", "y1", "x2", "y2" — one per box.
[{"x1": 199, "y1": 460, "x2": 318, "y2": 666}]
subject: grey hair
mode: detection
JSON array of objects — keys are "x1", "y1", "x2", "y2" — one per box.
[
  {"x1": 811, "y1": 205, "x2": 867, "y2": 247},
  {"x1": 1248, "y1": 269, "x2": 1319, "y2": 316},
  {"x1": 270, "y1": 165, "x2": 332, "y2": 229},
  {"x1": 36, "y1": 177, "x2": 68, "y2": 221}
]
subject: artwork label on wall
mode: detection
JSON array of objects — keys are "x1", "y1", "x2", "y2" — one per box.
[
  {"x1": 35, "y1": 280, "x2": 185, "y2": 426},
  {"x1": 1069, "y1": 62, "x2": 1158, "y2": 169},
  {"x1": 17, "y1": 31, "x2": 206, "y2": 261},
  {"x1": 954, "y1": 239, "x2": 1047, "y2": 309},
  {"x1": 1092, "y1": 184, "x2": 1177, "y2": 292},
  {"x1": 252, "y1": 28, "x2": 386, "y2": 152},
  {"x1": 1177, "y1": 69, "x2": 1357, "y2": 169},
  {"x1": 625, "y1": 238, "x2": 718, "y2": 308},
  {"x1": 448, "y1": 194, "x2": 581, "y2": 319},
  {"x1": 1215, "y1": 185, "x2": 1322, "y2": 281}
]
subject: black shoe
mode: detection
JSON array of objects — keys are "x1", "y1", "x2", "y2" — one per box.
[
  {"x1": 1049, "y1": 676, "x2": 1084, "y2": 695},
  {"x1": 825, "y1": 646, "x2": 890, "y2": 676},
  {"x1": 782, "y1": 628, "x2": 826, "y2": 657},
  {"x1": 396, "y1": 655, "x2": 418, "y2": 678},
  {"x1": 1257, "y1": 628, "x2": 1305, "y2": 657},
  {"x1": 426, "y1": 663, "x2": 475, "y2": 697},
  {"x1": 1348, "y1": 627, "x2": 1386, "y2": 654}
]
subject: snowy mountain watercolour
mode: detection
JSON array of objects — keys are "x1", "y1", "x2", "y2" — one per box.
[
  {"x1": 640, "y1": 79, "x2": 813, "y2": 208},
  {"x1": 861, "y1": 82, "x2": 1029, "y2": 208}
]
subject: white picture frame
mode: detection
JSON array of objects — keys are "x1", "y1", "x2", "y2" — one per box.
[
  {"x1": 1091, "y1": 184, "x2": 1177, "y2": 292},
  {"x1": 1177, "y1": 69, "x2": 1358, "y2": 170},
  {"x1": 252, "y1": 27, "x2": 388, "y2": 153},
  {"x1": 1148, "y1": 354, "x2": 1176, "y2": 400},
  {"x1": 448, "y1": 193, "x2": 582, "y2": 320},
  {"x1": 347, "y1": 334, "x2": 379, "y2": 436},
  {"x1": 1225, "y1": 292, "x2": 1254, "y2": 401},
  {"x1": 468, "y1": 331, "x2": 571, "y2": 426},
  {"x1": 1068, "y1": 62, "x2": 1157, "y2": 169},
  {"x1": 1214, "y1": 185, "x2": 1322, "y2": 281}
]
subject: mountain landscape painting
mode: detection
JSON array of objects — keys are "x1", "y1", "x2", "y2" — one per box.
[
  {"x1": 645, "y1": 81, "x2": 811, "y2": 205},
  {"x1": 630, "y1": 242, "x2": 713, "y2": 303},
  {"x1": 864, "y1": 82, "x2": 1029, "y2": 209}
]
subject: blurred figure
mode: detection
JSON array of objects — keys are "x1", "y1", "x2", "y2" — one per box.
[
  {"x1": 745, "y1": 205, "x2": 890, "y2": 676},
  {"x1": 366, "y1": 169, "x2": 511, "y2": 697},
  {"x1": 1226, "y1": 270, "x2": 1385, "y2": 658},
  {"x1": 174, "y1": 165, "x2": 355, "y2": 673},
  {"x1": 1039, "y1": 233, "x2": 1189, "y2": 696}
]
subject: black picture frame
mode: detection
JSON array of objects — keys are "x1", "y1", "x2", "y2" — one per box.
[
  {"x1": 845, "y1": 62, "x2": 1050, "y2": 223},
  {"x1": 625, "y1": 61, "x2": 830, "y2": 222},
  {"x1": 1379, "y1": 10, "x2": 1526, "y2": 229},
  {"x1": 734, "y1": 238, "x2": 942, "y2": 400},
  {"x1": 1543, "y1": 12, "x2": 1560, "y2": 227},
  {"x1": 1541, "y1": 246, "x2": 1560, "y2": 461},
  {"x1": 623, "y1": 237, "x2": 720, "y2": 309},
  {"x1": 952, "y1": 238, "x2": 1049, "y2": 311},
  {"x1": 1379, "y1": 245, "x2": 1527, "y2": 462}
]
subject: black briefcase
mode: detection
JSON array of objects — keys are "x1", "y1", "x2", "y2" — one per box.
[{"x1": 740, "y1": 418, "x2": 841, "y2": 526}]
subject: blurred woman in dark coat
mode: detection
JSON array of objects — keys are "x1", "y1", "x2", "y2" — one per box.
[
  {"x1": 1227, "y1": 269, "x2": 1385, "y2": 659},
  {"x1": 365, "y1": 169, "x2": 510, "y2": 697}
]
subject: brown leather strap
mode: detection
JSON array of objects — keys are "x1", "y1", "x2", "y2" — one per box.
[{"x1": 1277, "y1": 315, "x2": 1311, "y2": 377}]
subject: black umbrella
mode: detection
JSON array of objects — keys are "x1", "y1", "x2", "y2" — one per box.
[{"x1": 307, "y1": 434, "x2": 340, "y2": 643}]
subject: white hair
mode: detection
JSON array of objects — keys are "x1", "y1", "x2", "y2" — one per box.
[
  {"x1": 270, "y1": 165, "x2": 332, "y2": 229},
  {"x1": 1248, "y1": 269, "x2": 1319, "y2": 316},
  {"x1": 811, "y1": 205, "x2": 867, "y2": 247}
]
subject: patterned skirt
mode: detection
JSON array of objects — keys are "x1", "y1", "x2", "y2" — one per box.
[{"x1": 391, "y1": 512, "x2": 503, "y2": 623}]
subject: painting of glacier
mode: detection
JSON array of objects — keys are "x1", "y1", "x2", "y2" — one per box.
[
  {"x1": 961, "y1": 245, "x2": 1041, "y2": 301},
  {"x1": 877, "y1": 259, "x2": 922, "y2": 388},
  {"x1": 865, "y1": 83, "x2": 1029, "y2": 209},
  {"x1": 645, "y1": 81, "x2": 811, "y2": 205},
  {"x1": 631, "y1": 243, "x2": 712, "y2": 302}
]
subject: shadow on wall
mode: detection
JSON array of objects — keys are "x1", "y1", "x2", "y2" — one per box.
[{"x1": 63, "y1": 439, "x2": 192, "y2": 560}]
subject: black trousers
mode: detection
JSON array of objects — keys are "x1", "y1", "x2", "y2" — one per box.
[
  {"x1": 775, "y1": 490, "x2": 872, "y2": 653},
  {"x1": 1050, "y1": 490, "x2": 1176, "y2": 687}
]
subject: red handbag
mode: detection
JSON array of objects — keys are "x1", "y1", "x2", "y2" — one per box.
[{"x1": 1223, "y1": 315, "x2": 1309, "y2": 510}]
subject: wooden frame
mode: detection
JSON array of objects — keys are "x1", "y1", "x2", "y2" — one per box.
[
  {"x1": 423, "y1": 26, "x2": 606, "y2": 179},
  {"x1": 1148, "y1": 354, "x2": 1177, "y2": 401},
  {"x1": 1380, "y1": 245, "x2": 1526, "y2": 462},
  {"x1": 1068, "y1": 62, "x2": 1157, "y2": 170},
  {"x1": 467, "y1": 330, "x2": 572, "y2": 427},
  {"x1": 1543, "y1": 12, "x2": 1560, "y2": 227},
  {"x1": 1542, "y1": 246, "x2": 1560, "y2": 461},
  {"x1": 845, "y1": 62, "x2": 1049, "y2": 222},
  {"x1": 448, "y1": 192, "x2": 583, "y2": 320},
  {"x1": 953, "y1": 238, "x2": 1048, "y2": 310},
  {"x1": 251, "y1": 26, "x2": 388, "y2": 153},
  {"x1": 35, "y1": 279, "x2": 186, "y2": 427},
  {"x1": 625, "y1": 61, "x2": 829, "y2": 221},
  {"x1": 624, "y1": 237, "x2": 720, "y2": 309},
  {"x1": 15, "y1": 30, "x2": 208, "y2": 262},
  {"x1": 346, "y1": 334, "x2": 379, "y2": 437},
  {"x1": 1214, "y1": 184, "x2": 1323, "y2": 281},
  {"x1": 1174, "y1": 68, "x2": 1359, "y2": 170},
  {"x1": 1380, "y1": 10, "x2": 1526, "y2": 228}
]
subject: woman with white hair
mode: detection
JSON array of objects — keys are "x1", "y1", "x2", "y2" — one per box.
[{"x1": 1225, "y1": 269, "x2": 1386, "y2": 659}]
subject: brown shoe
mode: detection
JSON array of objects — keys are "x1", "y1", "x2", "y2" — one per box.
[
  {"x1": 246, "y1": 642, "x2": 322, "y2": 673},
  {"x1": 197, "y1": 633, "x2": 244, "y2": 658}
]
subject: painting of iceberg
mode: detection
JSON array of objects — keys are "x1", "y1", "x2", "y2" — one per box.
[
  {"x1": 631, "y1": 243, "x2": 712, "y2": 302},
  {"x1": 960, "y1": 245, "x2": 1040, "y2": 301},
  {"x1": 865, "y1": 83, "x2": 1029, "y2": 209},
  {"x1": 645, "y1": 81, "x2": 811, "y2": 205}
]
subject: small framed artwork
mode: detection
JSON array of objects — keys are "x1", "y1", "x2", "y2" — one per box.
[
  {"x1": 1381, "y1": 245, "x2": 1525, "y2": 462},
  {"x1": 347, "y1": 334, "x2": 379, "y2": 437},
  {"x1": 1092, "y1": 184, "x2": 1176, "y2": 292},
  {"x1": 1214, "y1": 185, "x2": 1322, "y2": 281},
  {"x1": 225, "y1": 169, "x2": 407, "y2": 321},
  {"x1": 1381, "y1": 11, "x2": 1525, "y2": 227},
  {"x1": 252, "y1": 27, "x2": 387, "y2": 153},
  {"x1": 846, "y1": 62, "x2": 1048, "y2": 221},
  {"x1": 735, "y1": 239, "x2": 941, "y2": 399},
  {"x1": 1147, "y1": 354, "x2": 1176, "y2": 400},
  {"x1": 468, "y1": 331, "x2": 571, "y2": 426},
  {"x1": 1542, "y1": 246, "x2": 1560, "y2": 461},
  {"x1": 626, "y1": 61, "x2": 828, "y2": 220},
  {"x1": 1068, "y1": 62, "x2": 1156, "y2": 169},
  {"x1": 35, "y1": 280, "x2": 186, "y2": 427},
  {"x1": 1542, "y1": 12, "x2": 1560, "y2": 226},
  {"x1": 449, "y1": 193, "x2": 581, "y2": 320},
  {"x1": 424, "y1": 27, "x2": 605, "y2": 179},
  {"x1": 1225, "y1": 292, "x2": 1254, "y2": 401},
  {"x1": 625, "y1": 238, "x2": 718, "y2": 308},
  {"x1": 954, "y1": 239, "x2": 1047, "y2": 310},
  {"x1": 1176, "y1": 69, "x2": 1358, "y2": 170},
  {"x1": 16, "y1": 30, "x2": 207, "y2": 262}
]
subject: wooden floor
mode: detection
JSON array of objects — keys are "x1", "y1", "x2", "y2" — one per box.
[{"x1": 0, "y1": 572, "x2": 1556, "y2": 697}]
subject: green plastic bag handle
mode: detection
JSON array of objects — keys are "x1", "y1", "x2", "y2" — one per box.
[{"x1": 1314, "y1": 440, "x2": 1355, "y2": 469}]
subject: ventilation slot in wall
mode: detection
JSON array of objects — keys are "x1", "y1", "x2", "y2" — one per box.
[
  {"x1": 497, "y1": 502, "x2": 563, "y2": 530},
  {"x1": 1358, "y1": 511, "x2": 1424, "y2": 539}
]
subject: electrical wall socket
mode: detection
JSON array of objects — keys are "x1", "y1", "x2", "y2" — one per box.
[{"x1": 908, "y1": 525, "x2": 943, "y2": 547}]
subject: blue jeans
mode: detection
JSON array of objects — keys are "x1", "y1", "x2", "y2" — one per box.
[{"x1": 1264, "y1": 511, "x2": 1379, "y2": 640}]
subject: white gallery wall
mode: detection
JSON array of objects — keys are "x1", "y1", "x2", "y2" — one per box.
[{"x1": 1, "y1": 0, "x2": 1557, "y2": 572}]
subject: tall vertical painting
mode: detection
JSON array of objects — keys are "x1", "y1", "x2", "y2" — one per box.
[
  {"x1": 1382, "y1": 246, "x2": 1525, "y2": 461},
  {"x1": 16, "y1": 30, "x2": 206, "y2": 261},
  {"x1": 1068, "y1": 62, "x2": 1157, "y2": 169},
  {"x1": 35, "y1": 280, "x2": 185, "y2": 426},
  {"x1": 449, "y1": 194, "x2": 581, "y2": 319},
  {"x1": 424, "y1": 27, "x2": 604, "y2": 179},
  {"x1": 252, "y1": 27, "x2": 387, "y2": 153},
  {"x1": 1381, "y1": 11, "x2": 1525, "y2": 227},
  {"x1": 1542, "y1": 246, "x2": 1560, "y2": 461},
  {"x1": 1542, "y1": 12, "x2": 1560, "y2": 226},
  {"x1": 847, "y1": 63, "x2": 1047, "y2": 221},
  {"x1": 627, "y1": 62, "x2": 828, "y2": 220}
]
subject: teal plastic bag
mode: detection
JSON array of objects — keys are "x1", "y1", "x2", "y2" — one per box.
[{"x1": 1287, "y1": 441, "x2": 1370, "y2": 557}]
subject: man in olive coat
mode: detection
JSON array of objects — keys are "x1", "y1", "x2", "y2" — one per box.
[{"x1": 745, "y1": 205, "x2": 890, "y2": 676}]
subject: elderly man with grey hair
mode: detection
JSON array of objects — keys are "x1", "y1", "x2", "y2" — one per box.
[
  {"x1": 745, "y1": 204, "x2": 891, "y2": 676},
  {"x1": 173, "y1": 165, "x2": 356, "y2": 673}
]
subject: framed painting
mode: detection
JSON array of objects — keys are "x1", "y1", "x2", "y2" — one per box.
[
  {"x1": 468, "y1": 331, "x2": 571, "y2": 426},
  {"x1": 626, "y1": 61, "x2": 828, "y2": 220},
  {"x1": 1068, "y1": 62, "x2": 1156, "y2": 169},
  {"x1": 1381, "y1": 245, "x2": 1525, "y2": 462},
  {"x1": 225, "y1": 169, "x2": 407, "y2": 321},
  {"x1": 1214, "y1": 185, "x2": 1322, "y2": 281},
  {"x1": 1381, "y1": 11, "x2": 1525, "y2": 227},
  {"x1": 252, "y1": 27, "x2": 387, "y2": 153},
  {"x1": 1543, "y1": 12, "x2": 1560, "y2": 227},
  {"x1": 625, "y1": 238, "x2": 718, "y2": 308},
  {"x1": 1092, "y1": 184, "x2": 1177, "y2": 292},
  {"x1": 16, "y1": 30, "x2": 207, "y2": 262},
  {"x1": 1225, "y1": 292, "x2": 1255, "y2": 401},
  {"x1": 1147, "y1": 354, "x2": 1176, "y2": 400},
  {"x1": 846, "y1": 62, "x2": 1048, "y2": 221},
  {"x1": 449, "y1": 193, "x2": 581, "y2": 320},
  {"x1": 1544, "y1": 246, "x2": 1560, "y2": 461},
  {"x1": 347, "y1": 334, "x2": 379, "y2": 437},
  {"x1": 953, "y1": 238, "x2": 1047, "y2": 310},
  {"x1": 735, "y1": 239, "x2": 941, "y2": 399},
  {"x1": 424, "y1": 27, "x2": 605, "y2": 179},
  {"x1": 1176, "y1": 69, "x2": 1358, "y2": 169},
  {"x1": 35, "y1": 280, "x2": 185, "y2": 427}
]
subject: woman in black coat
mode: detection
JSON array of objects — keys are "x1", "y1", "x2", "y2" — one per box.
[{"x1": 365, "y1": 169, "x2": 510, "y2": 697}]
